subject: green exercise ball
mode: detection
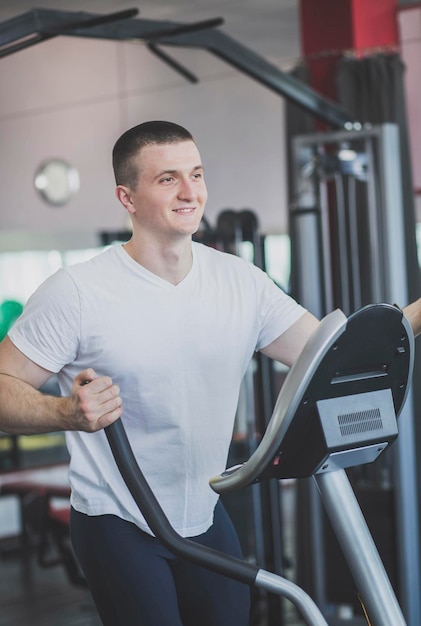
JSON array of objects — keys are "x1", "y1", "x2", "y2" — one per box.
[{"x1": 0, "y1": 300, "x2": 23, "y2": 341}]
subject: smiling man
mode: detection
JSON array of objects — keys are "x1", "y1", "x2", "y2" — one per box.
[
  {"x1": 0, "y1": 120, "x2": 420, "y2": 626},
  {"x1": 114, "y1": 127, "x2": 208, "y2": 285}
]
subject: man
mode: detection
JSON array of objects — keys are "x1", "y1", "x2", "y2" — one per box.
[{"x1": 0, "y1": 121, "x2": 419, "y2": 625}]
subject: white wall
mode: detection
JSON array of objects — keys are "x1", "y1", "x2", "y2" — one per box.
[{"x1": 0, "y1": 33, "x2": 290, "y2": 251}]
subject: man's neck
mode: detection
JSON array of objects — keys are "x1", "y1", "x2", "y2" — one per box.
[{"x1": 123, "y1": 236, "x2": 193, "y2": 285}]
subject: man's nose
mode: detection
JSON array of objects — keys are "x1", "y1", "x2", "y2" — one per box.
[{"x1": 178, "y1": 178, "x2": 195, "y2": 199}]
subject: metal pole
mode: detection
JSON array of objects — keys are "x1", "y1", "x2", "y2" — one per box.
[
  {"x1": 255, "y1": 569, "x2": 329, "y2": 626},
  {"x1": 314, "y1": 469, "x2": 407, "y2": 626}
]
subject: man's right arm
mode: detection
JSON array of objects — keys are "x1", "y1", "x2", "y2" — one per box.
[{"x1": 0, "y1": 336, "x2": 123, "y2": 435}]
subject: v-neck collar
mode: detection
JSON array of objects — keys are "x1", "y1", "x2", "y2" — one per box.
[{"x1": 116, "y1": 243, "x2": 196, "y2": 289}]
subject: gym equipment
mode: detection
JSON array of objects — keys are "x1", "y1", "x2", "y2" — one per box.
[
  {"x1": 104, "y1": 302, "x2": 412, "y2": 626},
  {"x1": 289, "y1": 123, "x2": 420, "y2": 624},
  {"x1": 0, "y1": 300, "x2": 23, "y2": 341}
]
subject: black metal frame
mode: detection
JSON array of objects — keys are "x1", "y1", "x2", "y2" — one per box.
[{"x1": 0, "y1": 7, "x2": 355, "y2": 129}]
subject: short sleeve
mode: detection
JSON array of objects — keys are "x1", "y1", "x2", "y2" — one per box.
[
  {"x1": 249, "y1": 264, "x2": 307, "y2": 351},
  {"x1": 8, "y1": 269, "x2": 81, "y2": 373}
]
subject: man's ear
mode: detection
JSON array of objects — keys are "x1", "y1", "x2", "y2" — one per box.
[{"x1": 115, "y1": 185, "x2": 135, "y2": 214}]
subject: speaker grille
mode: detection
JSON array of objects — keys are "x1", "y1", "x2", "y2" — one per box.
[{"x1": 337, "y1": 408, "x2": 383, "y2": 436}]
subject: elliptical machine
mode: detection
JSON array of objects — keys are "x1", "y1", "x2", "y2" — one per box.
[{"x1": 105, "y1": 303, "x2": 413, "y2": 626}]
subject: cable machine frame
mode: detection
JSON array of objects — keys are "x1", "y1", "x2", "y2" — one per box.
[{"x1": 290, "y1": 124, "x2": 420, "y2": 624}]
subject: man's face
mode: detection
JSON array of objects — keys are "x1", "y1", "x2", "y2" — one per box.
[{"x1": 126, "y1": 140, "x2": 208, "y2": 240}]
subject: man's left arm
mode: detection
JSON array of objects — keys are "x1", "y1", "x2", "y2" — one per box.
[
  {"x1": 260, "y1": 311, "x2": 320, "y2": 367},
  {"x1": 403, "y1": 298, "x2": 421, "y2": 338},
  {"x1": 261, "y1": 298, "x2": 421, "y2": 369}
]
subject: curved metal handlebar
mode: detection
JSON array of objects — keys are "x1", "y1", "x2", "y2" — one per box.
[
  {"x1": 104, "y1": 418, "x2": 258, "y2": 585},
  {"x1": 104, "y1": 418, "x2": 330, "y2": 625},
  {"x1": 209, "y1": 304, "x2": 413, "y2": 494},
  {"x1": 209, "y1": 309, "x2": 348, "y2": 493}
]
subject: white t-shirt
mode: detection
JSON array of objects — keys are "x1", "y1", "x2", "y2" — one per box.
[{"x1": 9, "y1": 242, "x2": 306, "y2": 537}]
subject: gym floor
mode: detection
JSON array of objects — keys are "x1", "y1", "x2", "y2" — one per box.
[{"x1": 0, "y1": 547, "x2": 101, "y2": 626}]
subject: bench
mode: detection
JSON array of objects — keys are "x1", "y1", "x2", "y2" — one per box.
[{"x1": 0, "y1": 463, "x2": 85, "y2": 586}]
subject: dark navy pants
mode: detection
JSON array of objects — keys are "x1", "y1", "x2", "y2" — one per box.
[{"x1": 70, "y1": 501, "x2": 251, "y2": 625}]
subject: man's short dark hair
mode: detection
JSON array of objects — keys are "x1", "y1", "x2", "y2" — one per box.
[{"x1": 112, "y1": 121, "x2": 194, "y2": 189}]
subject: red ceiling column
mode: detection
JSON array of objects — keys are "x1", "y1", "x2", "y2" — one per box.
[{"x1": 299, "y1": 0, "x2": 399, "y2": 103}]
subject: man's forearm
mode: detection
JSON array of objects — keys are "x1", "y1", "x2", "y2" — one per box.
[{"x1": 0, "y1": 373, "x2": 70, "y2": 435}]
